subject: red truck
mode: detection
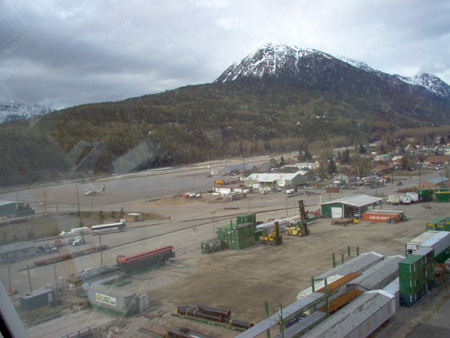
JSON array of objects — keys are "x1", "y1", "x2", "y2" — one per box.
[{"x1": 54, "y1": 239, "x2": 63, "y2": 247}]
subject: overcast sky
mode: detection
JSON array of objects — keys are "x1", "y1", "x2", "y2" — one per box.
[{"x1": 1, "y1": 0, "x2": 450, "y2": 109}]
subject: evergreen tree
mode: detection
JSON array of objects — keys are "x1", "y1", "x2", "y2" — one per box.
[
  {"x1": 342, "y1": 148, "x2": 350, "y2": 164},
  {"x1": 327, "y1": 159, "x2": 337, "y2": 174}
]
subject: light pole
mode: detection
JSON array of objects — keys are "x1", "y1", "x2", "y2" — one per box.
[
  {"x1": 90, "y1": 197, "x2": 94, "y2": 227},
  {"x1": 44, "y1": 190, "x2": 47, "y2": 213},
  {"x1": 211, "y1": 211, "x2": 216, "y2": 239}
]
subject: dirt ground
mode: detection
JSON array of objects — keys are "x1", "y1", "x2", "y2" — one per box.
[
  {"x1": 7, "y1": 189, "x2": 450, "y2": 338},
  {"x1": 98, "y1": 192, "x2": 448, "y2": 338}
]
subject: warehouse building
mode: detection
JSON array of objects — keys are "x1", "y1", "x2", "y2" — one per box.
[
  {"x1": 0, "y1": 242, "x2": 36, "y2": 263},
  {"x1": 302, "y1": 290, "x2": 395, "y2": 338},
  {"x1": 0, "y1": 201, "x2": 35, "y2": 217},
  {"x1": 348, "y1": 255, "x2": 404, "y2": 291},
  {"x1": 244, "y1": 173, "x2": 307, "y2": 189},
  {"x1": 320, "y1": 195, "x2": 383, "y2": 219},
  {"x1": 315, "y1": 252, "x2": 384, "y2": 282}
]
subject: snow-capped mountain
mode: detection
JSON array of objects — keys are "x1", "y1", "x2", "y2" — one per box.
[
  {"x1": 0, "y1": 101, "x2": 53, "y2": 124},
  {"x1": 215, "y1": 42, "x2": 450, "y2": 100}
]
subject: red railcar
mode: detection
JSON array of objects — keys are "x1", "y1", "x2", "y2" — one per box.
[{"x1": 118, "y1": 245, "x2": 175, "y2": 273}]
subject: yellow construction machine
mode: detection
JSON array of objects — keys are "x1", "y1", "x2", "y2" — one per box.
[
  {"x1": 259, "y1": 221, "x2": 283, "y2": 246},
  {"x1": 285, "y1": 200, "x2": 310, "y2": 237}
]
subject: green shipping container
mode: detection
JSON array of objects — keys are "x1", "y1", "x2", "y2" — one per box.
[
  {"x1": 435, "y1": 189, "x2": 450, "y2": 203},
  {"x1": 399, "y1": 276, "x2": 425, "y2": 294},
  {"x1": 418, "y1": 189, "x2": 434, "y2": 202},
  {"x1": 399, "y1": 255, "x2": 424, "y2": 278},
  {"x1": 426, "y1": 216, "x2": 447, "y2": 230},
  {"x1": 236, "y1": 213, "x2": 256, "y2": 225}
]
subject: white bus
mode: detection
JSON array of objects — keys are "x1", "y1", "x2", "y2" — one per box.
[{"x1": 91, "y1": 220, "x2": 126, "y2": 235}]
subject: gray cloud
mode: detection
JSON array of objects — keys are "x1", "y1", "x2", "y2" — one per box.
[{"x1": 1, "y1": 0, "x2": 450, "y2": 109}]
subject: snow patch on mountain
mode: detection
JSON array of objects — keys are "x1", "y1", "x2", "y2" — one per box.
[
  {"x1": 216, "y1": 42, "x2": 450, "y2": 99},
  {"x1": 0, "y1": 101, "x2": 53, "y2": 124}
]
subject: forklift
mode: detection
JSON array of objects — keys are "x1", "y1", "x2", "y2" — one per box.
[
  {"x1": 285, "y1": 200, "x2": 310, "y2": 237},
  {"x1": 259, "y1": 221, "x2": 283, "y2": 246}
]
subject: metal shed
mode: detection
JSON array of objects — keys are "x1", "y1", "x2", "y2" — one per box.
[
  {"x1": 20, "y1": 288, "x2": 55, "y2": 311},
  {"x1": 320, "y1": 195, "x2": 383, "y2": 219},
  {"x1": 0, "y1": 242, "x2": 36, "y2": 263},
  {"x1": 348, "y1": 255, "x2": 404, "y2": 291},
  {"x1": 315, "y1": 252, "x2": 384, "y2": 282},
  {"x1": 302, "y1": 290, "x2": 396, "y2": 338}
]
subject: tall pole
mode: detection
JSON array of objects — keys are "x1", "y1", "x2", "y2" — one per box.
[
  {"x1": 8, "y1": 265, "x2": 11, "y2": 292},
  {"x1": 285, "y1": 193, "x2": 288, "y2": 217},
  {"x1": 193, "y1": 175, "x2": 195, "y2": 191},
  {"x1": 91, "y1": 197, "x2": 94, "y2": 227},
  {"x1": 55, "y1": 192, "x2": 58, "y2": 214},
  {"x1": 44, "y1": 190, "x2": 47, "y2": 213},
  {"x1": 27, "y1": 265, "x2": 33, "y2": 293},
  {"x1": 54, "y1": 253, "x2": 57, "y2": 291},
  {"x1": 100, "y1": 231, "x2": 103, "y2": 265},
  {"x1": 76, "y1": 184, "x2": 80, "y2": 216},
  {"x1": 211, "y1": 212, "x2": 216, "y2": 239}
]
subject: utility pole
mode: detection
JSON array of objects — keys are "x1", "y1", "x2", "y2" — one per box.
[
  {"x1": 8, "y1": 265, "x2": 12, "y2": 292},
  {"x1": 285, "y1": 193, "x2": 288, "y2": 216},
  {"x1": 100, "y1": 231, "x2": 103, "y2": 265},
  {"x1": 54, "y1": 253, "x2": 57, "y2": 291},
  {"x1": 91, "y1": 197, "x2": 94, "y2": 227},
  {"x1": 44, "y1": 190, "x2": 47, "y2": 213},
  {"x1": 211, "y1": 212, "x2": 216, "y2": 239},
  {"x1": 76, "y1": 184, "x2": 80, "y2": 216},
  {"x1": 55, "y1": 192, "x2": 58, "y2": 214},
  {"x1": 27, "y1": 265, "x2": 33, "y2": 293}
]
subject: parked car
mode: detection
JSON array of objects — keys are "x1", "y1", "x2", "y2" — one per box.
[
  {"x1": 54, "y1": 239, "x2": 63, "y2": 247},
  {"x1": 396, "y1": 182, "x2": 403, "y2": 186}
]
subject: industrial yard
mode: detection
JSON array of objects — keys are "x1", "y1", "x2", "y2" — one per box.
[{"x1": 2, "y1": 178, "x2": 450, "y2": 338}]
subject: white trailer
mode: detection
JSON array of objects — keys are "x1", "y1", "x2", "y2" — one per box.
[
  {"x1": 387, "y1": 195, "x2": 400, "y2": 205},
  {"x1": 406, "y1": 231, "x2": 439, "y2": 255},
  {"x1": 406, "y1": 192, "x2": 419, "y2": 203},
  {"x1": 399, "y1": 195, "x2": 411, "y2": 204}
]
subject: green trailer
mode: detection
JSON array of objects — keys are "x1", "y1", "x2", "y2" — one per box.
[
  {"x1": 435, "y1": 189, "x2": 450, "y2": 203},
  {"x1": 418, "y1": 189, "x2": 433, "y2": 202}
]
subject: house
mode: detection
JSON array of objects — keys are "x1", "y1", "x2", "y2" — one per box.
[
  {"x1": 334, "y1": 171, "x2": 358, "y2": 184},
  {"x1": 416, "y1": 177, "x2": 450, "y2": 190},
  {"x1": 0, "y1": 201, "x2": 35, "y2": 217},
  {"x1": 424, "y1": 155, "x2": 450, "y2": 167},
  {"x1": 374, "y1": 154, "x2": 392, "y2": 163},
  {"x1": 221, "y1": 164, "x2": 257, "y2": 176},
  {"x1": 256, "y1": 162, "x2": 275, "y2": 173},
  {"x1": 372, "y1": 164, "x2": 390, "y2": 175}
]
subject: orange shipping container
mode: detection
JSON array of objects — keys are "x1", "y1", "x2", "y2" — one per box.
[{"x1": 362, "y1": 212, "x2": 402, "y2": 223}]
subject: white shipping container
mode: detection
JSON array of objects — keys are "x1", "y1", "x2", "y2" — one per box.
[{"x1": 420, "y1": 231, "x2": 450, "y2": 257}]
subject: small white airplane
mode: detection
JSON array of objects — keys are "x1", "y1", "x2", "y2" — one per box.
[{"x1": 85, "y1": 185, "x2": 105, "y2": 196}]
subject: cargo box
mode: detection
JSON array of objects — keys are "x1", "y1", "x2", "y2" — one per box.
[
  {"x1": 399, "y1": 276, "x2": 425, "y2": 294},
  {"x1": 399, "y1": 255, "x2": 424, "y2": 279}
]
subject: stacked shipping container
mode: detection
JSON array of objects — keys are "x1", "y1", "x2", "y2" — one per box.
[
  {"x1": 216, "y1": 214, "x2": 256, "y2": 250},
  {"x1": 398, "y1": 255, "x2": 426, "y2": 307}
]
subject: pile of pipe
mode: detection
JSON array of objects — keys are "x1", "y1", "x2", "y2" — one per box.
[{"x1": 177, "y1": 302, "x2": 253, "y2": 329}]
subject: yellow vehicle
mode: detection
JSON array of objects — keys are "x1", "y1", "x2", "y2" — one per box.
[
  {"x1": 259, "y1": 221, "x2": 283, "y2": 246},
  {"x1": 285, "y1": 222, "x2": 310, "y2": 237}
]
